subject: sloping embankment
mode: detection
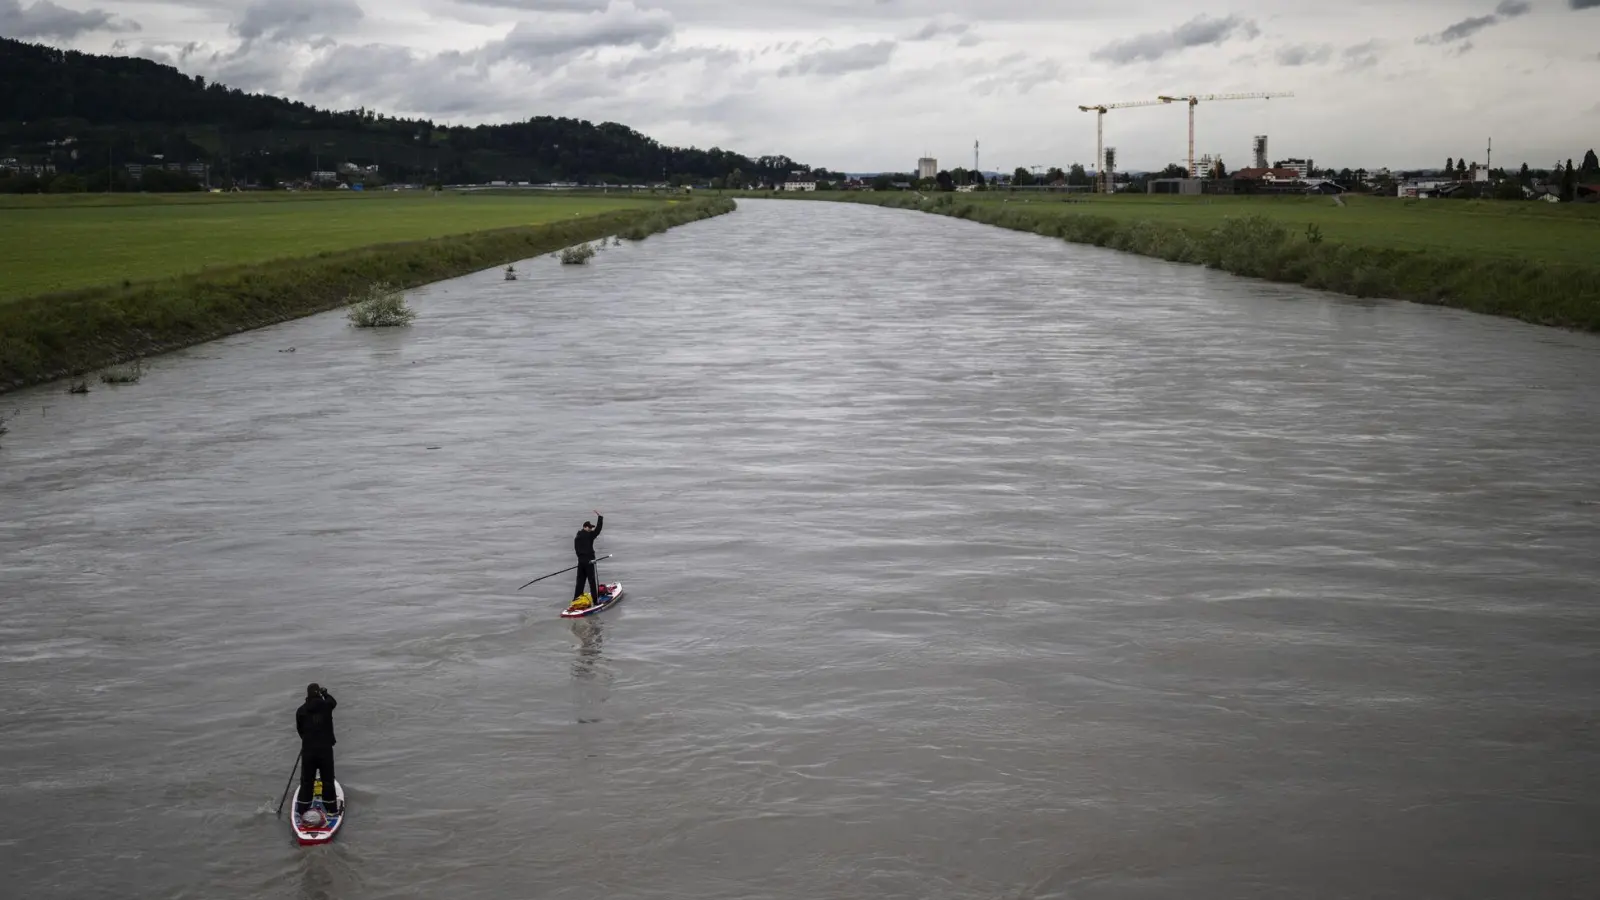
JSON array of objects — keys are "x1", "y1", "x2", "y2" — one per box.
[
  {"x1": 784, "y1": 192, "x2": 1600, "y2": 333},
  {"x1": 0, "y1": 197, "x2": 734, "y2": 393}
]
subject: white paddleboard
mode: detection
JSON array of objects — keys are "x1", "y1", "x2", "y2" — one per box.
[
  {"x1": 291, "y1": 778, "x2": 345, "y2": 846},
  {"x1": 561, "y1": 582, "x2": 624, "y2": 618}
]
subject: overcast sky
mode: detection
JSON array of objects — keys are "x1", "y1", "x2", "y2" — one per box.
[{"x1": 5, "y1": 0, "x2": 1598, "y2": 172}]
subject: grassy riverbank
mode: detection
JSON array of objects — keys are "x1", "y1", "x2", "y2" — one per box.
[
  {"x1": 763, "y1": 191, "x2": 1600, "y2": 331},
  {"x1": 0, "y1": 191, "x2": 660, "y2": 301},
  {"x1": 0, "y1": 195, "x2": 733, "y2": 392}
]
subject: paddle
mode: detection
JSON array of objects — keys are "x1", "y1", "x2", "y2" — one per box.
[
  {"x1": 518, "y1": 554, "x2": 612, "y2": 591},
  {"x1": 276, "y1": 751, "x2": 302, "y2": 818}
]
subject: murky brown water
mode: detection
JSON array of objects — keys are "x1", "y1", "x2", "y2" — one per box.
[{"x1": 2, "y1": 199, "x2": 1598, "y2": 899}]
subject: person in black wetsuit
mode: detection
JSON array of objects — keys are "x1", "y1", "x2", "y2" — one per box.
[
  {"x1": 574, "y1": 510, "x2": 604, "y2": 602},
  {"x1": 296, "y1": 683, "x2": 340, "y2": 813}
]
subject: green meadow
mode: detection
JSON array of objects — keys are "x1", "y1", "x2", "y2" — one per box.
[
  {"x1": 951, "y1": 193, "x2": 1600, "y2": 267},
  {"x1": 0, "y1": 191, "x2": 660, "y2": 301}
]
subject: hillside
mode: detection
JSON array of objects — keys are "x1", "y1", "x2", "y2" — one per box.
[{"x1": 0, "y1": 36, "x2": 811, "y2": 189}]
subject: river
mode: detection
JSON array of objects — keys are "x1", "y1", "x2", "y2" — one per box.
[{"x1": 2, "y1": 198, "x2": 1597, "y2": 899}]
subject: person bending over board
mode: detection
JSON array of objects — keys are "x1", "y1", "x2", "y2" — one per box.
[
  {"x1": 573, "y1": 510, "x2": 604, "y2": 603},
  {"x1": 296, "y1": 683, "x2": 341, "y2": 813}
]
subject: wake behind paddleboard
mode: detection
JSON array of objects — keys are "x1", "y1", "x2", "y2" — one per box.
[
  {"x1": 291, "y1": 778, "x2": 345, "y2": 846},
  {"x1": 561, "y1": 582, "x2": 623, "y2": 618}
]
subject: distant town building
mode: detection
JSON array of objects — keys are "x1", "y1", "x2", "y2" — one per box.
[
  {"x1": 917, "y1": 157, "x2": 937, "y2": 180},
  {"x1": 1233, "y1": 167, "x2": 1303, "y2": 184},
  {"x1": 780, "y1": 176, "x2": 816, "y2": 191},
  {"x1": 1275, "y1": 158, "x2": 1312, "y2": 179}
]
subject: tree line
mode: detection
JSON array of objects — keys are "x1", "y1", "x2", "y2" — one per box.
[{"x1": 0, "y1": 36, "x2": 811, "y2": 191}]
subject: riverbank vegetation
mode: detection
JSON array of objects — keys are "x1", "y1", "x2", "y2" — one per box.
[
  {"x1": 771, "y1": 192, "x2": 1600, "y2": 331},
  {"x1": 560, "y1": 243, "x2": 598, "y2": 264},
  {"x1": 0, "y1": 191, "x2": 660, "y2": 301},
  {"x1": 0, "y1": 195, "x2": 734, "y2": 392},
  {"x1": 345, "y1": 282, "x2": 415, "y2": 328}
]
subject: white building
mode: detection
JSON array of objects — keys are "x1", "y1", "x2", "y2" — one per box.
[
  {"x1": 1277, "y1": 158, "x2": 1312, "y2": 179},
  {"x1": 781, "y1": 177, "x2": 816, "y2": 192},
  {"x1": 917, "y1": 157, "x2": 937, "y2": 180}
]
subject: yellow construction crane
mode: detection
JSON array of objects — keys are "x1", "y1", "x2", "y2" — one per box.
[
  {"x1": 1078, "y1": 99, "x2": 1170, "y2": 193},
  {"x1": 1155, "y1": 92, "x2": 1294, "y2": 178}
]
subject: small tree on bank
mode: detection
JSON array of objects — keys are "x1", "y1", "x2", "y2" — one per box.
[{"x1": 346, "y1": 282, "x2": 416, "y2": 327}]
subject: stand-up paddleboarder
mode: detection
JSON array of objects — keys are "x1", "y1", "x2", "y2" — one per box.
[
  {"x1": 296, "y1": 683, "x2": 340, "y2": 815},
  {"x1": 573, "y1": 511, "x2": 604, "y2": 603}
]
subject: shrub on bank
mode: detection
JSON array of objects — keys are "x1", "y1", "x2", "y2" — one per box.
[
  {"x1": 99, "y1": 360, "x2": 143, "y2": 383},
  {"x1": 346, "y1": 282, "x2": 416, "y2": 327},
  {"x1": 560, "y1": 243, "x2": 597, "y2": 265}
]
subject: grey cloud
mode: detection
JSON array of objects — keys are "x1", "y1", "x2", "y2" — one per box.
[
  {"x1": 299, "y1": 42, "x2": 515, "y2": 117},
  {"x1": 452, "y1": 0, "x2": 608, "y2": 9},
  {"x1": 485, "y1": 2, "x2": 674, "y2": 64},
  {"x1": 1340, "y1": 39, "x2": 1383, "y2": 69},
  {"x1": 906, "y1": 20, "x2": 967, "y2": 40},
  {"x1": 606, "y1": 44, "x2": 741, "y2": 77},
  {"x1": 1090, "y1": 14, "x2": 1259, "y2": 65},
  {"x1": 1431, "y1": 14, "x2": 1496, "y2": 42},
  {"x1": 0, "y1": 0, "x2": 139, "y2": 39},
  {"x1": 972, "y1": 56, "x2": 1062, "y2": 96},
  {"x1": 777, "y1": 40, "x2": 895, "y2": 77},
  {"x1": 1573, "y1": 0, "x2": 1600, "y2": 7},
  {"x1": 231, "y1": 0, "x2": 363, "y2": 43},
  {"x1": 956, "y1": 33, "x2": 980, "y2": 47},
  {"x1": 1416, "y1": 1, "x2": 1530, "y2": 46},
  {"x1": 1275, "y1": 43, "x2": 1332, "y2": 66}
]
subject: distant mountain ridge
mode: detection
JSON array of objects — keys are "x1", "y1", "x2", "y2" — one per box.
[{"x1": 0, "y1": 36, "x2": 809, "y2": 187}]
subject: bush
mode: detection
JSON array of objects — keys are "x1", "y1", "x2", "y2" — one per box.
[
  {"x1": 100, "y1": 360, "x2": 143, "y2": 383},
  {"x1": 345, "y1": 282, "x2": 416, "y2": 327},
  {"x1": 560, "y1": 243, "x2": 597, "y2": 265}
]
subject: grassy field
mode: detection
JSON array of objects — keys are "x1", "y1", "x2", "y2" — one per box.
[
  {"x1": 0, "y1": 191, "x2": 660, "y2": 301},
  {"x1": 939, "y1": 193, "x2": 1600, "y2": 267}
]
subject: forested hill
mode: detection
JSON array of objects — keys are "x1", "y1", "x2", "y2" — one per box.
[{"x1": 0, "y1": 36, "x2": 810, "y2": 187}]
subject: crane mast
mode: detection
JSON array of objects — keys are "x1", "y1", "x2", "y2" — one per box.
[
  {"x1": 1155, "y1": 92, "x2": 1294, "y2": 177},
  {"x1": 1077, "y1": 99, "x2": 1170, "y2": 193}
]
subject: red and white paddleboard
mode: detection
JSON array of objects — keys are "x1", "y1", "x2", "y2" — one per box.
[
  {"x1": 291, "y1": 779, "x2": 345, "y2": 846},
  {"x1": 561, "y1": 582, "x2": 624, "y2": 618}
]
